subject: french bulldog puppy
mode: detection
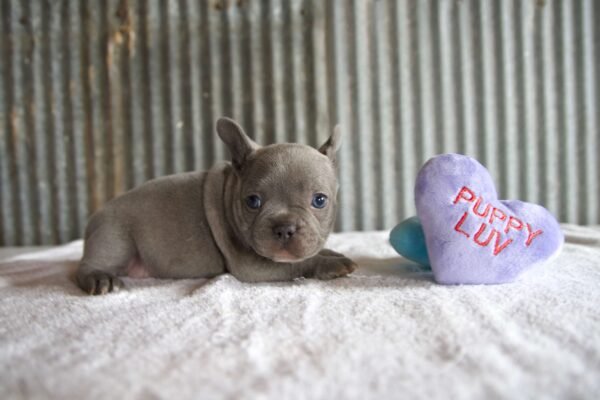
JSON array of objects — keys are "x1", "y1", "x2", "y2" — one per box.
[{"x1": 77, "y1": 117, "x2": 356, "y2": 295}]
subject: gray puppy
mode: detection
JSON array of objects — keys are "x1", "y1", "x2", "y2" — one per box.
[{"x1": 77, "y1": 117, "x2": 356, "y2": 295}]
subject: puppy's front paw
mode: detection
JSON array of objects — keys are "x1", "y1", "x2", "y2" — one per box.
[
  {"x1": 312, "y1": 256, "x2": 357, "y2": 280},
  {"x1": 78, "y1": 270, "x2": 124, "y2": 295}
]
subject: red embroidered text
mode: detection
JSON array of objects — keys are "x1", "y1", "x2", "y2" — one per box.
[{"x1": 452, "y1": 186, "x2": 543, "y2": 255}]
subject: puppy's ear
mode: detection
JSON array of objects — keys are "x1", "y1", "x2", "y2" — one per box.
[
  {"x1": 318, "y1": 124, "x2": 343, "y2": 162},
  {"x1": 216, "y1": 117, "x2": 259, "y2": 170}
]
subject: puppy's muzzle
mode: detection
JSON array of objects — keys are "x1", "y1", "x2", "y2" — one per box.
[{"x1": 272, "y1": 223, "x2": 297, "y2": 244}]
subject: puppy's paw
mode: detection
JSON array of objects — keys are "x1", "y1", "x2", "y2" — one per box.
[
  {"x1": 312, "y1": 255, "x2": 357, "y2": 280},
  {"x1": 78, "y1": 270, "x2": 124, "y2": 295},
  {"x1": 318, "y1": 249, "x2": 346, "y2": 258}
]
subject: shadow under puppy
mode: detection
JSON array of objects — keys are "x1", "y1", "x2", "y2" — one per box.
[{"x1": 77, "y1": 118, "x2": 357, "y2": 295}]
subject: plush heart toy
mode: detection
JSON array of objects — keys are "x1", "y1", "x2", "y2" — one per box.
[
  {"x1": 389, "y1": 216, "x2": 430, "y2": 267},
  {"x1": 402, "y1": 153, "x2": 563, "y2": 285}
]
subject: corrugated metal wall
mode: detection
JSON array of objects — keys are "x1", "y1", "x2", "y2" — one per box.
[{"x1": 0, "y1": 0, "x2": 598, "y2": 245}]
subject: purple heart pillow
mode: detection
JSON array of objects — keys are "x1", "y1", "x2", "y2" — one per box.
[{"x1": 415, "y1": 154, "x2": 564, "y2": 285}]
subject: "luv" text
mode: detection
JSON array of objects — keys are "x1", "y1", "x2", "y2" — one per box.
[{"x1": 452, "y1": 186, "x2": 543, "y2": 256}]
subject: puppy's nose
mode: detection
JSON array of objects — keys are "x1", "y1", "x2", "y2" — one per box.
[{"x1": 273, "y1": 224, "x2": 297, "y2": 242}]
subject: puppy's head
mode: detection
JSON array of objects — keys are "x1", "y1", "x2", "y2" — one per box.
[{"x1": 216, "y1": 117, "x2": 342, "y2": 263}]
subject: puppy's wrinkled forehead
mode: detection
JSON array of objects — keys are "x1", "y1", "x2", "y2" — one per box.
[{"x1": 241, "y1": 144, "x2": 336, "y2": 194}]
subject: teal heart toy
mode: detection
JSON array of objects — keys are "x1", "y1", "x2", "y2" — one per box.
[{"x1": 389, "y1": 216, "x2": 431, "y2": 268}]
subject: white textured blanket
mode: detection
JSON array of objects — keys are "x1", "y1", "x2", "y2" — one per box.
[{"x1": 1, "y1": 225, "x2": 599, "y2": 400}]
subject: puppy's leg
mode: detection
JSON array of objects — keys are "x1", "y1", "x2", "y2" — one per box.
[
  {"x1": 77, "y1": 222, "x2": 136, "y2": 295},
  {"x1": 316, "y1": 249, "x2": 346, "y2": 258},
  {"x1": 303, "y1": 249, "x2": 357, "y2": 280},
  {"x1": 227, "y1": 249, "x2": 356, "y2": 283}
]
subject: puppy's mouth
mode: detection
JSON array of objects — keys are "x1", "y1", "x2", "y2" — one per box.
[
  {"x1": 252, "y1": 243, "x2": 314, "y2": 263},
  {"x1": 250, "y1": 219, "x2": 323, "y2": 263},
  {"x1": 270, "y1": 249, "x2": 304, "y2": 263}
]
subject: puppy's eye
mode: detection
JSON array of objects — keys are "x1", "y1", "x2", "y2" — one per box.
[
  {"x1": 311, "y1": 193, "x2": 328, "y2": 209},
  {"x1": 245, "y1": 195, "x2": 262, "y2": 210}
]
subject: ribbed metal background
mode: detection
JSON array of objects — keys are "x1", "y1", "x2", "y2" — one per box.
[{"x1": 0, "y1": 0, "x2": 598, "y2": 245}]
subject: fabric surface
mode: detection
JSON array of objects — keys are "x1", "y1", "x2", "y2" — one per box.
[{"x1": 1, "y1": 225, "x2": 599, "y2": 400}]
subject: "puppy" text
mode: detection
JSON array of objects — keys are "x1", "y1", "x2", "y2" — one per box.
[{"x1": 452, "y1": 186, "x2": 543, "y2": 256}]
